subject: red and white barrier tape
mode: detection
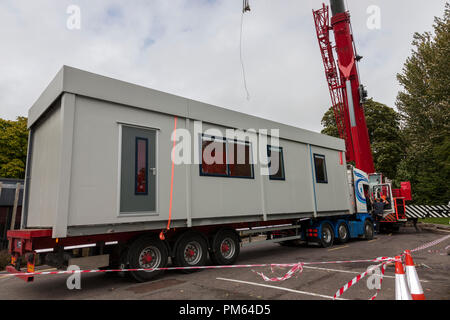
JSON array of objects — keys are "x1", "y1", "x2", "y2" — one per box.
[
  {"x1": 4, "y1": 257, "x2": 395, "y2": 278},
  {"x1": 334, "y1": 258, "x2": 394, "y2": 300},
  {"x1": 410, "y1": 234, "x2": 450, "y2": 253},
  {"x1": 254, "y1": 263, "x2": 304, "y2": 282},
  {"x1": 252, "y1": 257, "x2": 393, "y2": 283},
  {"x1": 4, "y1": 234, "x2": 449, "y2": 300},
  {"x1": 369, "y1": 262, "x2": 388, "y2": 300},
  {"x1": 253, "y1": 234, "x2": 450, "y2": 299},
  {"x1": 428, "y1": 244, "x2": 450, "y2": 255}
]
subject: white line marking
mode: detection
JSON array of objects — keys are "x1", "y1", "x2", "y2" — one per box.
[
  {"x1": 302, "y1": 265, "x2": 429, "y2": 283},
  {"x1": 216, "y1": 277, "x2": 347, "y2": 300},
  {"x1": 328, "y1": 245, "x2": 349, "y2": 251}
]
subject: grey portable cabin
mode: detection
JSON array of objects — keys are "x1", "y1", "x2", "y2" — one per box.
[{"x1": 23, "y1": 66, "x2": 351, "y2": 238}]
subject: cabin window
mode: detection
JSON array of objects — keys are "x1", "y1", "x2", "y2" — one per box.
[
  {"x1": 200, "y1": 136, "x2": 228, "y2": 176},
  {"x1": 313, "y1": 154, "x2": 328, "y2": 183},
  {"x1": 267, "y1": 145, "x2": 285, "y2": 180},
  {"x1": 200, "y1": 135, "x2": 254, "y2": 179},
  {"x1": 135, "y1": 137, "x2": 148, "y2": 194},
  {"x1": 228, "y1": 140, "x2": 253, "y2": 178}
]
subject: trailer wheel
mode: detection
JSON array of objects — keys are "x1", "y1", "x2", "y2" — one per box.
[
  {"x1": 210, "y1": 229, "x2": 240, "y2": 265},
  {"x1": 319, "y1": 223, "x2": 334, "y2": 248},
  {"x1": 337, "y1": 222, "x2": 350, "y2": 244},
  {"x1": 128, "y1": 236, "x2": 168, "y2": 282},
  {"x1": 173, "y1": 232, "x2": 208, "y2": 272},
  {"x1": 363, "y1": 220, "x2": 374, "y2": 240}
]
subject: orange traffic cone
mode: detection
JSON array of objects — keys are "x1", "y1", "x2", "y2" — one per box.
[
  {"x1": 404, "y1": 250, "x2": 426, "y2": 300},
  {"x1": 395, "y1": 256, "x2": 412, "y2": 300}
]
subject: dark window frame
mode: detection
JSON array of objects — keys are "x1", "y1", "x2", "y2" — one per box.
[
  {"x1": 313, "y1": 153, "x2": 328, "y2": 184},
  {"x1": 135, "y1": 137, "x2": 149, "y2": 195},
  {"x1": 267, "y1": 145, "x2": 286, "y2": 181},
  {"x1": 199, "y1": 134, "x2": 254, "y2": 179}
]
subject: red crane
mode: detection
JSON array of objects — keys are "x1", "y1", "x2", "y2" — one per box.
[
  {"x1": 313, "y1": 1, "x2": 413, "y2": 230},
  {"x1": 313, "y1": 0, "x2": 375, "y2": 174}
]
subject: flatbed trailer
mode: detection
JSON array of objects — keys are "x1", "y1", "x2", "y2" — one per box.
[
  {"x1": 7, "y1": 213, "x2": 374, "y2": 282},
  {"x1": 6, "y1": 67, "x2": 375, "y2": 282}
]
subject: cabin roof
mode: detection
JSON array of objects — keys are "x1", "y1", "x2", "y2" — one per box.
[{"x1": 28, "y1": 66, "x2": 345, "y2": 151}]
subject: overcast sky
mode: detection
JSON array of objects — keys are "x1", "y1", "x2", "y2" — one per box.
[{"x1": 0, "y1": 0, "x2": 446, "y2": 132}]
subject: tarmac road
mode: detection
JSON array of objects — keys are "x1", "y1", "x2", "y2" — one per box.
[{"x1": 0, "y1": 226, "x2": 448, "y2": 300}]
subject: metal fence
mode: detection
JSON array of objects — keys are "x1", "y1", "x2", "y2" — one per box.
[{"x1": 406, "y1": 205, "x2": 450, "y2": 219}]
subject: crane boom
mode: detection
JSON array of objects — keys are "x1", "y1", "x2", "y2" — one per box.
[{"x1": 313, "y1": 0, "x2": 375, "y2": 174}]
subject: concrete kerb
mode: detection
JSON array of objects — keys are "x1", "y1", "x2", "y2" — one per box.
[{"x1": 418, "y1": 223, "x2": 450, "y2": 235}]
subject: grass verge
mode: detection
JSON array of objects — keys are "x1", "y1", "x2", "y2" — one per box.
[{"x1": 419, "y1": 217, "x2": 450, "y2": 225}]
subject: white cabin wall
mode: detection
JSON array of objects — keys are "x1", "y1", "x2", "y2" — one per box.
[
  {"x1": 27, "y1": 102, "x2": 62, "y2": 228},
  {"x1": 310, "y1": 145, "x2": 349, "y2": 213},
  {"x1": 189, "y1": 122, "x2": 263, "y2": 220},
  {"x1": 67, "y1": 96, "x2": 188, "y2": 226},
  {"x1": 263, "y1": 140, "x2": 315, "y2": 215}
]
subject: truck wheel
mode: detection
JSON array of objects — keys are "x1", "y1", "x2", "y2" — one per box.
[
  {"x1": 173, "y1": 232, "x2": 208, "y2": 272},
  {"x1": 128, "y1": 236, "x2": 168, "y2": 282},
  {"x1": 210, "y1": 229, "x2": 240, "y2": 265},
  {"x1": 117, "y1": 246, "x2": 130, "y2": 278},
  {"x1": 319, "y1": 223, "x2": 334, "y2": 248},
  {"x1": 337, "y1": 222, "x2": 350, "y2": 244},
  {"x1": 363, "y1": 220, "x2": 374, "y2": 240}
]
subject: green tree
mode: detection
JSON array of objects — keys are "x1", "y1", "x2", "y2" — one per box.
[
  {"x1": 320, "y1": 99, "x2": 405, "y2": 180},
  {"x1": 395, "y1": 3, "x2": 450, "y2": 204},
  {"x1": 320, "y1": 107, "x2": 340, "y2": 138},
  {"x1": 0, "y1": 117, "x2": 29, "y2": 179}
]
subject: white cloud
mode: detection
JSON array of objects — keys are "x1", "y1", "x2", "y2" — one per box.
[{"x1": 0, "y1": 0, "x2": 446, "y2": 132}]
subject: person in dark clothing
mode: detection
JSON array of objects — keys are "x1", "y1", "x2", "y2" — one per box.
[{"x1": 372, "y1": 198, "x2": 388, "y2": 234}]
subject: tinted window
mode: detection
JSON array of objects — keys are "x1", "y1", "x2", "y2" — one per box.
[
  {"x1": 267, "y1": 146, "x2": 285, "y2": 180},
  {"x1": 314, "y1": 154, "x2": 328, "y2": 183},
  {"x1": 135, "y1": 137, "x2": 148, "y2": 194},
  {"x1": 201, "y1": 136, "x2": 227, "y2": 176},
  {"x1": 200, "y1": 135, "x2": 254, "y2": 179},
  {"x1": 228, "y1": 141, "x2": 253, "y2": 178}
]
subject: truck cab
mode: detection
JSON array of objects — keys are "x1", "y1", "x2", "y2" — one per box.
[
  {"x1": 347, "y1": 166, "x2": 370, "y2": 214},
  {"x1": 368, "y1": 173, "x2": 408, "y2": 228}
]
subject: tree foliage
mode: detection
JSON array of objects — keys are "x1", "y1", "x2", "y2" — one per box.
[
  {"x1": 321, "y1": 99, "x2": 404, "y2": 180},
  {"x1": 395, "y1": 3, "x2": 450, "y2": 204},
  {"x1": 0, "y1": 117, "x2": 28, "y2": 179}
]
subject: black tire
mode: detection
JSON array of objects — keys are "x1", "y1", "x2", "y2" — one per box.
[
  {"x1": 319, "y1": 223, "x2": 334, "y2": 248},
  {"x1": 173, "y1": 232, "x2": 208, "y2": 272},
  {"x1": 127, "y1": 236, "x2": 169, "y2": 282},
  {"x1": 363, "y1": 220, "x2": 374, "y2": 240},
  {"x1": 117, "y1": 246, "x2": 130, "y2": 278},
  {"x1": 337, "y1": 222, "x2": 350, "y2": 244},
  {"x1": 210, "y1": 229, "x2": 240, "y2": 265}
]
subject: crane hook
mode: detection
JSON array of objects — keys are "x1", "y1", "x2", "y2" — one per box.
[{"x1": 243, "y1": 0, "x2": 251, "y2": 13}]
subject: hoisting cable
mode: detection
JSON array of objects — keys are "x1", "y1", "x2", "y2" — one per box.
[
  {"x1": 240, "y1": 0, "x2": 251, "y2": 100},
  {"x1": 160, "y1": 116, "x2": 177, "y2": 241}
]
